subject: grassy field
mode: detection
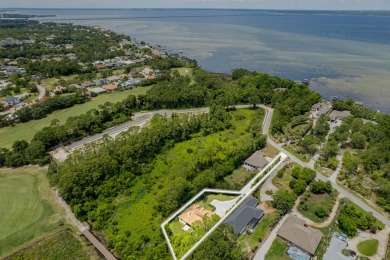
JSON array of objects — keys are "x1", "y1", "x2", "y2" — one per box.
[
  {"x1": 0, "y1": 86, "x2": 152, "y2": 148},
  {"x1": 238, "y1": 213, "x2": 277, "y2": 252},
  {"x1": 4, "y1": 230, "x2": 98, "y2": 260},
  {"x1": 357, "y1": 239, "x2": 379, "y2": 256},
  {"x1": 265, "y1": 238, "x2": 290, "y2": 260},
  {"x1": 298, "y1": 191, "x2": 336, "y2": 223},
  {"x1": 0, "y1": 166, "x2": 69, "y2": 257}
]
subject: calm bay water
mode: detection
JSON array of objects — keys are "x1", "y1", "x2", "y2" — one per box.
[{"x1": 5, "y1": 8, "x2": 390, "y2": 112}]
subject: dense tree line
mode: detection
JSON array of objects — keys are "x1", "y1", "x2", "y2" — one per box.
[{"x1": 47, "y1": 108, "x2": 265, "y2": 258}]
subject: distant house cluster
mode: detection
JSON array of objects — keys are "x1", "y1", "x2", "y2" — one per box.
[{"x1": 0, "y1": 64, "x2": 26, "y2": 76}]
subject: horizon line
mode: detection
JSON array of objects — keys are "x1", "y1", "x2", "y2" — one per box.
[{"x1": 1, "y1": 7, "x2": 390, "y2": 11}]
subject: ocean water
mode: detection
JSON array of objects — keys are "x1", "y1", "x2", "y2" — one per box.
[{"x1": 5, "y1": 8, "x2": 390, "y2": 112}]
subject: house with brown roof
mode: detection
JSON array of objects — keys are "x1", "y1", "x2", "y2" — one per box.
[
  {"x1": 277, "y1": 215, "x2": 323, "y2": 256},
  {"x1": 243, "y1": 151, "x2": 269, "y2": 171},
  {"x1": 179, "y1": 204, "x2": 214, "y2": 227},
  {"x1": 104, "y1": 84, "x2": 118, "y2": 91}
]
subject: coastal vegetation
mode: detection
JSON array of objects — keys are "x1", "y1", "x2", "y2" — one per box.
[{"x1": 48, "y1": 108, "x2": 266, "y2": 258}]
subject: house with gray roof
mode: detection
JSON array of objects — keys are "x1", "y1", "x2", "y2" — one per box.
[
  {"x1": 4, "y1": 96, "x2": 20, "y2": 106},
  {"x1": 224, "y1": 196, "x2": 264, "y2": 235},
  {"x1": 244, "y1": 151, "x2": 269, "y2": 171},
  {"x1": 311, "y1": 102, "x2": 331, "y2": 118},
  {"x1": 329, "y1": 110, "x2": 351, "y2": 122},
  {"x1": 277, "y1": 215, "x2": 323, "y2": 256}
]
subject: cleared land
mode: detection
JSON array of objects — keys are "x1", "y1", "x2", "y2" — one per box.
[
  {"x1": 173, "y1": 67, "x2": 195, "y2": 84},
  {"x1": 0, "y1": 166, "x2": 69, "y2": 257},
  {"x1": 357, "y1": 239, "x2": 379, "y2": 257},
  {"x1": 272, "y1": 163, "x2": 294, "y2": 193},
  {"x1": 265, "y1": 238, "x2": 290, "y2": 260},
  {"x1": 298, "y1": 191, "x2": 336, "y2": 223},
  {"x1": 4, "y1": 230, "x2": 98, "y2": 260},
  {"x1": 0, "y1": 86, "x2": 151, "y2": 148}
]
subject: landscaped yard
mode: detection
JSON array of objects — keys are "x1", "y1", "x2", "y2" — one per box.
[
  {"x1": 5, "y1": 230, "x2": 96, "y2": 260},
  {"x1": 265, "y1": 238, "x2": 290, "y2": 260},
  {"x1": 298, "y1": 191, "x2": 336, "y2": 223},
  {"x1": 357, "y1": 239, "x2": 379, "y2": 256},
  {"x1": 283, "y1": 145, "x2": 311, "y2": 162},
  {"x1": 238, "y1": 212, "x2": 277, "y2": 252},
  {"x1": 169, "y1": 220, "x2": 186, "y2": 237},
  {"x1": 0, "y1": 86, "x2": 152, "y2": 148},
  {"x1": 0, "y1": 166, "x2": 69, "y2": 257}
]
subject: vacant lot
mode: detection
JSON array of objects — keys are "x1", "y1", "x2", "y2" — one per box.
[
  {"x1": 173, "y1": 67, "x2": 194, "y2": 84},
  {"x1": 0, "y1": 166, "x2": 68, "y2": 257},
  {"x1": 0, "y1": 87, "x2": 151, "y2": 148},
  {"x1": 298, "y1": 191, "x2": 336, "y2": 223},
  {"x1": 5, "y1": 230, "x2": 98, "y2": 260},
  {"x1": 272, "y1": 163, "x2": 295, "y2": 193}
]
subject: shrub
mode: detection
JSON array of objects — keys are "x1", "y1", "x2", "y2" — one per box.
[{"x1": 315, "y1": 206, "x2": 328, "y2": 218}]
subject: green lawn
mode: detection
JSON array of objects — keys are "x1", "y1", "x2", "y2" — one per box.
[
  {"x1": 5, "y1": 230, "x2": 94, "y2": 260},
  {"x1": 357, "y1": 239, "x2": 379, "y2": 257},
  {"x1": 0, "y1": 86, "x2": 152, "y2": 148},
  {"x1": 0, "y1": 166, "x2": 68, "y2": 257},
  {"x1": 239, "y1": 213, "x2": 277, "y2": 251},
  {"x1": 265, "y1": 238, "x2": 290, "y2": 260},
  {"x1": 298, "y1": 192, "x2": 336, "y2": 223}
]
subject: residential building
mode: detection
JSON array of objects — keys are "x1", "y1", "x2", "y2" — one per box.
[
  {"x1": 329, "y1": 110, "x2": 351, "y2": 122},
  {"x1": 93, "y1": 78, "x2": 108, "y2": 87},
  {"x1": 243, "y1": 151, "x2": 269, "y2": 171},
  {"x1": 81, "y1": 81, "x2": 95, "y2": 88},
  {"x1": 277, "y1": 215, "x2": 323, "y2": 257},
  {"x1": 311, "y1": 102, "x2": 331, "y2": 118},
  {"x1": 87, "y1": 87, "x2": 106, "y2": 95},
  {"x1": 224, "y1": 196, "x2": 264, "y2": 235},
  {"x1": 104, "y1": 84, "x2": 118, "y2": 91},
  {"x1": 4, "y1": 96, "x2": 20, "y2": 106},
  {"x1": 179, "y1": 204, "x2": 214, "y2": 227}
]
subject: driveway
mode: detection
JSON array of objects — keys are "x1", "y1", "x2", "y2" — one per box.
[{"x1": 210, "y1": 197, "x2": 239, "y2": 217}]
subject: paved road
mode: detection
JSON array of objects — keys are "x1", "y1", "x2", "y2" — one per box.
[{"x1": 260, "y1": 106, "x2": 390, "y2": 227}]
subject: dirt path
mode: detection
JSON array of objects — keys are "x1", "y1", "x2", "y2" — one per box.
[
  {"x1": 347, "y1": 226, "x2": 390, "y2": 260},
  {"x1": 292, "y1": 194, "x2": 343, "y2": 228}
]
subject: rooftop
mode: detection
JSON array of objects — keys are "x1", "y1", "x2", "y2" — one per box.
[
  {"x1": 277, "y1": 215, "x2": 323, "y2": 255},
  {"x1": 224, "y1": 196, "x2": 264, "y2": 235},
  {"x1": 244, "y1": 151, "x2": 269, "y2": 169},
  {"x1": 179, "y1": 204, "x2": 214, "y2": 226}
]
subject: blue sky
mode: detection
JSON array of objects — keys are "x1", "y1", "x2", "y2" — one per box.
[{"x1": 1, "y1": 0, "x2": 389, "y2": 10}]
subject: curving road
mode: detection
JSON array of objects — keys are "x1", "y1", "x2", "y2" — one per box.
[{"x1": 259, "y1": 106, "x2": 390, "y2": 225}]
